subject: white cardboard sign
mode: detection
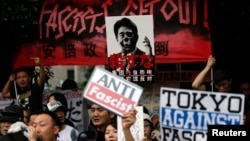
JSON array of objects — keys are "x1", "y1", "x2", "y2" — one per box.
[
  {"x1": 82, "y1": 66, "x2": 143, "y2": 116},
  {"x1": 160, "y1": 87, "x2": 245, "y2": 141}
]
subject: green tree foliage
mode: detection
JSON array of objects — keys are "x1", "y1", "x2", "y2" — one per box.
[
  {"x1": 0, "y1": 0, "x2": 42, "y2": 58},
  {"x1": 79, "y1": 66, "x2": 95, "y2": 89}
]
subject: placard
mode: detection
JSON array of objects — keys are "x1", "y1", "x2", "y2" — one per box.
[
  {"x1": 82, "y1": 66, "x2": 143, "y2": 116},
  {"x1": 160, "y1": 87, "x2": 245, "y2": 141}
]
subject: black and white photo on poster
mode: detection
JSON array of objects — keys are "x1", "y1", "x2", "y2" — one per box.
[{"x1": 105, "y1": 15, "x2": 155, "y2": 83}]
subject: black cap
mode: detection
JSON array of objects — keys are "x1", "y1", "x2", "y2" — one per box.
[
  {"x1": 0, "y1": 105, "x2": 23, "y2": 123},
  {"x1": 213, "y1": 69, "x2": 232, "y2": 82}
]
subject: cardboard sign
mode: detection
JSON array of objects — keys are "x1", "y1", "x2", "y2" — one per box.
[
  {"x1": 117, "y1": 106, "x2": 144, "y2": 141},
  {"x1": 82, "y1": 66, "x2": 143, "y2": 116},
  {"x1": 160, "y1": 87, "x2": 245, "y2": 141}
]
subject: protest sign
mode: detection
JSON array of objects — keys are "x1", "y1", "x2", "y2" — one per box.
[
  {"x1": 117, "y1": 106, "x2": 144, "y2": 141},
  {"x1": 82, "y1": 66, "x2": 143, "y2": 116},
  {"x1": 160, "y1": 87, "x2": 245, "y2": 141},
  {"x1": 105, "y1": 15, "x2": 155, "y2": 83}
]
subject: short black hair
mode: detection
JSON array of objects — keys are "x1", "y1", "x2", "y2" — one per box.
[
  {"x1": 61, "y1": 79, "x2": 78, "y2": 90},
  {"x1": 114, "y1": 17, "x2": 138, "y2": 39},
  {"x1": 14, "y1": 67, "x2": 34, "y2": 77}
]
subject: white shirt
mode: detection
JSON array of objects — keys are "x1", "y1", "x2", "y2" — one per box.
[{"x1": 57, "y1": 125, "x2": 79, "y2": 141}]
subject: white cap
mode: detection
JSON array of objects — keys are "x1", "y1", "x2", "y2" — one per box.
[
  {"x1": 143, "y1": 113, "x2": 152, "y2": 121},
  {"x1": 47, "y1": 100, "x2": 65, "y2": 112}
]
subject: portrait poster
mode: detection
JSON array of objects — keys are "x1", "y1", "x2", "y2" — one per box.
[
  {"x1": 160, "y1": 87, "x2": 245, "y2": 141},
  {"x1": 82, "y1": 66, "x2": 143, "y2": 116},
  {"x1": 117, "y1": 106, "x2": 144, "y2": 141},
  {"x1": 105, "y1": 15, "x2": 155, "y2": 83}
]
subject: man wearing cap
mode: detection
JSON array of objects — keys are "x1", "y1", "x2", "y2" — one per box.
[
  {"x1": 143, "y1": 113, "x2": 161, "y2": 141},
  {"x1": 0, "y1": 105, "x2": 24, "y2": 137},
  {"x1": 47, "y1": 100, "x2": 79, "y2": 141}
]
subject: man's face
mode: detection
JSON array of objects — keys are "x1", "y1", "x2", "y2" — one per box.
[
  {"x1": 33, "y1": 114, "x2": 60, "y2": 141},
  {"x1": 54, "y1": 108, "x2": 65, "y2": 124},
  {"x1": 144, "y1": 120, "x2": 152, "y2": 139},
  {"x1": 15, "y1": 71, "x2": 31, "y2": 88},
  {"x1": 28, "y1": 114, "x2": 38, "y2": 126},
  {"x1": 240, "y1": 82, "x2": 250, "y2": 99},
  {"x1": 0, "y1": 122, "x2": 12, "y2": 135},
  {"x1": 117, "y1": 26, "x2": 137, "y2": 54},
  {"x1": 90, "y1": 104, "x2": 113, "y2": 131},
  {"x1": 214, "y1": 79, "x2": 231, "y2": 92}
]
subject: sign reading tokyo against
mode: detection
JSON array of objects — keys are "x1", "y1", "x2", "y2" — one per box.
[
  {"x1": 160, "y1": 87, "x2": 245, "y2": 141},
  {"x1": 83, "y1": 67, "x2": 143, "y2": 116}
]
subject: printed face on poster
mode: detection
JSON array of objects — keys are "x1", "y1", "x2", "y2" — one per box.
[
  {"x1": 160, "y1": 87, "x2": 245, "y2": 141},
  {"x1": 105, "y1": 15, "x2": 155, "y2": 83},
  {"x1": 82, "y1": 66, "x2": 143, "y2": 116}
]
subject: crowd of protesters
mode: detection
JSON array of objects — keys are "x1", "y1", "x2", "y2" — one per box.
[{"x1": 1, "y1": 54, "x2": 250, "y2": 141}]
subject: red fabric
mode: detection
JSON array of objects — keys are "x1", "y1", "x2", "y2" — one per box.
[{"x1": 12, "y1": 0, "x2": 211, "y2": 69}]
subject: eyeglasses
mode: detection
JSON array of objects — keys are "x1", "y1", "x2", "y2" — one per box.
[{"x1": 118, "y1": 31, "x2": 134, "y2": 39}]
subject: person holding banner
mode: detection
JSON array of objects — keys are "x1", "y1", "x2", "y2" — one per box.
[
  {"x1": 2, "y1": 57, "x2": 46, "y2": 113},
  {"x1": 104, "y1": 109, "x2": 137, "y2": 141},
  {"x1": 192, "y1": 55, "x2": 238, "y2": 93}
]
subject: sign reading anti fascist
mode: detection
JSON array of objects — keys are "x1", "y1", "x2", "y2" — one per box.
[
  {"x1": 160, "y1": 87, "x2": 245, "y2": 141},
  {"x1": 83, "y1": 66, "x2": 143, "y2": 116}
]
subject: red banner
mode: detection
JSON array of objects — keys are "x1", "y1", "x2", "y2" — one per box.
[{"x1": 13, "y1": 0, "x2": 211, "y2": 69}]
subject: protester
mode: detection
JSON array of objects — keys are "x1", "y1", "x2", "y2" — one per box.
[
  {"x1": 77, "y1": 125, "x2": 97, "y2": 141},
  {"x1": 104, "y1": 120, "x2": 117, "y2": 141},
  {"x1": 47, "y1": 100, "x2": 79, "y2": 141},
  {"x1": 151, "y1": 114, "x2": 160, "y2": 130},
  {"x1": 61, "y1": 79, "x2": 79, "y2": 92},
  {"x1": 103, "y1": 109, "x2": 137, "y2": 141},
  {"x1": 192, "y1": 55, "x2": 239, "y2": 93},
  {"x1": 238, "y1": 79, "x2": 250, "y2": 124},
  {"x1": 27, "y1": 110, "x2": 43, "y2": 126},
  {"x1": 22, "y1": 107, "x2": 31, "y2": 126},
  {"x1": 143, "y1": 113, "x2": 161, "y2": 141},
  {"x1": 47, "y1": 92, "x2": 75, "y2": 128},
  {"x1": 2, "y1": 57, "x2": 46, "y2": 113},
  {"x1": 0, "y1": 104, "x2": 24, "y2": 140},
  {"x1": 89, "y1": 103, "x2": 116, "y2": 140},
  {"x1": 32, "y1": 111, "x2": 62, "y2": 141}
]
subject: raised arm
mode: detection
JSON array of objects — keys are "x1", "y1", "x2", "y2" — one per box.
[
  {"x1": 1, "y1": 73, "x2": 15, "y2": 98},
  {"x1": 192, "y1": 55, "x2": 216, "y2": 90},
  {"x1": 143, "y1": 36, "x2": 153, "y2": 56},
  {"x1": 31, "y1": 57, "x2": 46, "y2": 87},
  {"x1": 122, "y1": 109, "x2": 137, "y2": 141}
]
